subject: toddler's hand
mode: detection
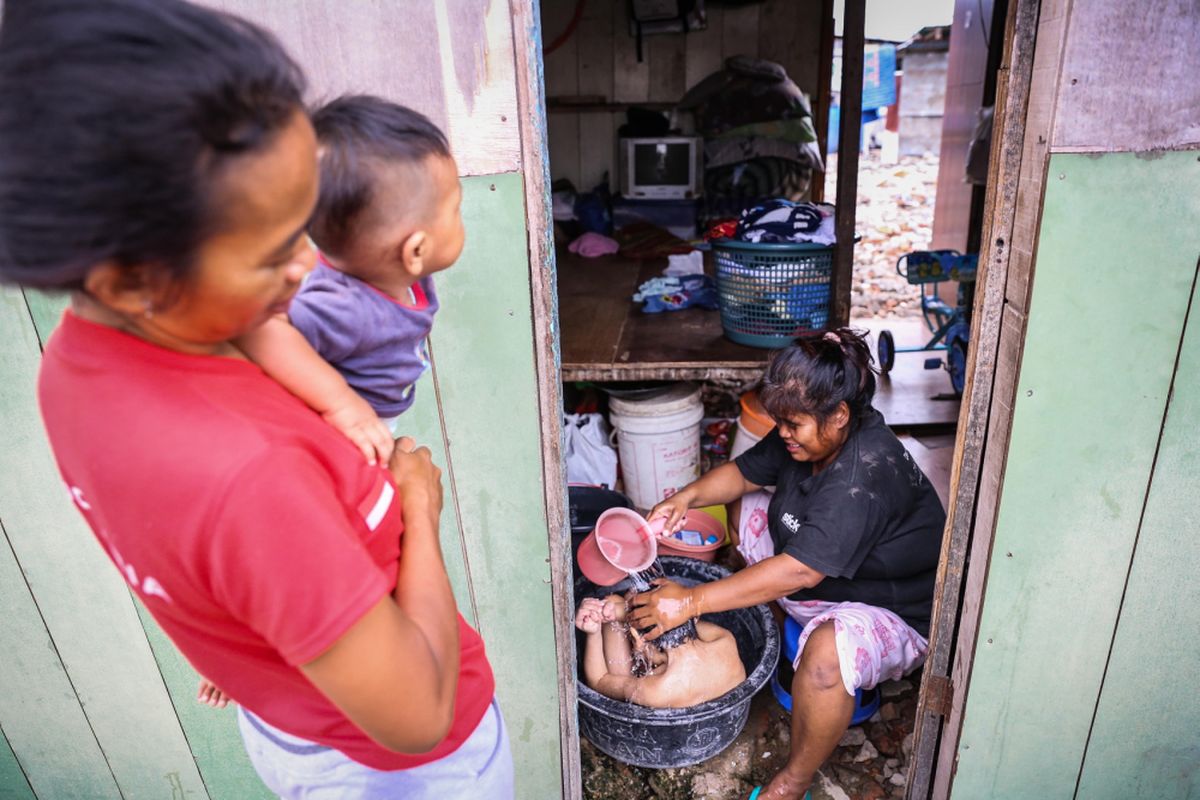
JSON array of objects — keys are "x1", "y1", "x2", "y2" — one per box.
[
  {"x1": 323, "y1": 397, "x2": 394, "y2": 465},
  {"x1": 197, "y1": 677, "x2": 231, "y2": 709},
  {"x1": 575, "y1": 598, "x2": 604, "y2": 633}
]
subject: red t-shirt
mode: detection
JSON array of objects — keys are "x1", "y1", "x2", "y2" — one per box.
[{"x1": 37, "y1": 312, "x2": 494, "y2": 769}]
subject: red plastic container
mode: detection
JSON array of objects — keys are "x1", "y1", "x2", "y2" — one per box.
[
  {"x1": 576, "y1": 507, "x2": 658, "y2": 587},
  {"x1": 654, "y1": 509, "x2": 726, "y2": 562}
]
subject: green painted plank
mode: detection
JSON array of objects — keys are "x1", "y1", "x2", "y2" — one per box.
[
  {"x1": 0, "y1": 521, "x2": 118, "y2": 800},
  {"x1": 132, "y1": 605, "x2": 273, "y2": 800},
  {"x1": 0, "y1": 286, "x2": 209, "y2": 799},
  {"x1": 953, "y1": 151, "x2": 1200, "y2": 798},
  {"x1": 0, "y1": 725, "x2": 36, "y2": 800},
  {"x1": 393, "y1": 369, "x2": 475, "y2": 625},
  {"x1": 1077, "y1": 273, "x2": 1200, "y2": 799},
  {"x1": 430, "y1": 173, "x2": 562, "y2": 798},
  {"x1": 21, "y1": 290, "x2": 263, "y2": 798},
  {"x1": 20, "y1": 290, "x2": 66, "y2": 347}
]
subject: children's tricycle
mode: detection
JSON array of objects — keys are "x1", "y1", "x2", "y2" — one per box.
[{"x1": 876, "y1": 250, "x2": 977, "y2": 395}]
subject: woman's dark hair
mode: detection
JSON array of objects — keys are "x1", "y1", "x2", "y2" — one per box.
[
  {"x1": 308, "y1": 95, "x2": 451, "y2": 258},
  {"x1": 759, "y1": 327, "x2": 878, "y2": 425},
  {"x1": 0, "y1": 0, "x2": 306, "y2": 291}
]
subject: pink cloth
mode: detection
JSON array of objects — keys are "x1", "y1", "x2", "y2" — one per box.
[
  {"x1": 737, "y1": 491, "x2": 929, "y2": 693},
  {"x1": 567, "y1": 232, "x2": 620, "y2": 257}
]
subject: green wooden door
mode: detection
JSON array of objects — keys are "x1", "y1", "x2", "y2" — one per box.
[
  {"x1": 952, "y1": 151, "x2": 1200, "y2": 797},
  {"x1": 0, "y1": 171, "x2": 562, "y2": 798}
]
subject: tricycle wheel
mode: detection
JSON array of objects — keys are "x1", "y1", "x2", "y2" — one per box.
[
  {"x1": 947, "y1": 333, "x2": 969, "y2": 395},
  {"x1": 877, "y1": 329, "x2": 895, "y2": 374}
]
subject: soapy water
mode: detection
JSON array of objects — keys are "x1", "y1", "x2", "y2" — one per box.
[{"x1": 626, "y1": 557, "x2": 665, "y2": 592}]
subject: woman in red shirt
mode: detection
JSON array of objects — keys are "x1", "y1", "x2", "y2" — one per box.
[{"x1": 0, "y1": 1, "x2": 510, "y2": 797}]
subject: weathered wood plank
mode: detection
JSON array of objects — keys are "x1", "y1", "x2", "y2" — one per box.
[
  {"x1": 132, "y1": 605, "x2": 274, "y2": 800},
  {"x1": 429, "y1": 173, "x2": 562, "y2": 800},
  {"x1": 830, "y1": 0, "x2": 864, "y2": 327},
  {"x1": 510, "y1": 2, "x2": 581, "y2": 794},
  {"x1": 0, "y1": 726, "x2": 35, "y2": 800},
  {"x1": 577, "y1": 0, "x2": 616, "y2": 188},
  {"x1": 3, "y1": 288, "x2": 209, "y2": 800},
  {"x1": 1076, "y1": 266, "x2": 1200, "y2": 799},
  {"x1": 0, "y1": 289, "x2": 122, "y2": 800},
  {"x1": 612, "y1": 1, "x2": 651, "y2": 102},
  {"x1": 930, "y1": 0, "x2": 995, "y2": 252},
  {"x1": 544, "y1": 0, "x2": 583, "y2": 185},
  {"x1": 757, "y1": 0, "x2": 821, "y2": 102},
  {"x1": 951, "y1": 151, "x2": 1200, "y2": 797},
  {"x1": 720, "y1": 2, "x2": 759, "y2": 62},
  {"x1": 20, "y1": 297, "x2": 304, "y2": 799},
  {"x1": 684, "y1": 4, "x2": 723, "y2": 92},
  {"x1": 645, "y1": 30, "x2": 686, "y2": 103},
  {"x1": 1004, "y1": 0, "x2": 1067, "y2": 314},
  {"x1": 205, "y1": 1, "x2": 521, "y2": 177},
  {"x1": 1053, "y1": 1, "x2": 1200, "y2": 152},
  {"x1": 0, "y1": 523, "x2": 121, "y2": 800},
  {"x1": 812, "y1": 0, "x2": 834, "y2": 201},
  {"x1": 556, "y1": 249, "x2": 770, "y2": 379},
  {"x1": 547, "y1": 113, "x2": 582, "y2": 187},
  {"x1": 908, "y1": 0, "x2": 1038, "y2": 793}
]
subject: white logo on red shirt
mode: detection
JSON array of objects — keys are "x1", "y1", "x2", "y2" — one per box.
[{"x1": 66, "y1": 482, "x2": 174, "y2": 604}]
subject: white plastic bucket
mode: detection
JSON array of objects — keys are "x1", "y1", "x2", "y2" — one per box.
[{"x1": 609, "y1": 384, "x2": 705, "y2": 512}]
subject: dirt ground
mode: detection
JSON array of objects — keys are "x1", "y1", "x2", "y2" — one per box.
[
  {"x1": 580, "y1": 669, "x2": 920, "y2": 800},
  {"x1": 825, "y1": 150, "x2": 942, "y2": 321}
]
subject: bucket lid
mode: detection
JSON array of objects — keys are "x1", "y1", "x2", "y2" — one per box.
[{"x1": 609, "y1": 382, "x2": 702, "y2": 418}]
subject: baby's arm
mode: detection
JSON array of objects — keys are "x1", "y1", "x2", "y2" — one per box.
[
  {"x1": 236, "y1": 317, "x2": 393, "y2": 464},
  {"x1": 577, "y1": 595, "x2": 643, "y2": 702}
]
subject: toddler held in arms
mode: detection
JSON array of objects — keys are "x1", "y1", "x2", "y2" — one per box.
[
  {"x1": 237, "y1": 95, "x2": 465, "y2": 463},
  {"x1": 575, "y1": 594, "x2": 745, "y2": 708}
]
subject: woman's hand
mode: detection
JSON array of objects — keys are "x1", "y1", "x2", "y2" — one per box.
[
  {"x1": 647, "y1": 493, "x2": 691, "y2": 536},
  {"x1": 627, "y1": 578, "x2": 701, "y2": 639},
  {"x1": 388, "y1": 436, "x2": 443, "y2": 521},
  {"x1": 323, "y1": 396, "x2": 394, "y2": 466}
]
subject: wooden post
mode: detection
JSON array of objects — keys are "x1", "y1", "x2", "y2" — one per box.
[
  {"x1": 509, "y1": 2, "x2": 581, "y2": 798},
  {"x1": 904, "y1": 0, "x2": 1039, "y2": 795},
  {"x1": 811, "y1": 0, "x2": 835, "y2": 204},
  {"x1": 830, "y1": 0, "x2": 864, "y2": 328}
]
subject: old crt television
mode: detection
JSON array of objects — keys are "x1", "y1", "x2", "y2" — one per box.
[{"x1": 618, "y1": 136, "x2": 703, "y2": 199}]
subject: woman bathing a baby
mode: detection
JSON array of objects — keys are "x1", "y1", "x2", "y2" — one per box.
[{"x1": 629, "y1": 328, "x2": 945, "y2": 800}]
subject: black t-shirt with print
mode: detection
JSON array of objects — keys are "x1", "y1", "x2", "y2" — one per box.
[{"x1": 734, "y1": 407, "x2": 945, "y2": 636}]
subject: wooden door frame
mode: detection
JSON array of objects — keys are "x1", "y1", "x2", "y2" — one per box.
[
  {"x1": 905, "y1": 0, "x2": 1044, "y2": 796},
  {"x1": 509, "y1": 2, "x2": 582, "y2": 798}
]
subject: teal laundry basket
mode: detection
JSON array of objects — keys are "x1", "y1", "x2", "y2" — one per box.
[{"x1": 711, "y1": 239, "x2": 833, "y2": 349}]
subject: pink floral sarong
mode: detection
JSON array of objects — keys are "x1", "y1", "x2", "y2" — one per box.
[{"x1": 737, "y1": 490, "x2": 929, "y2": 694}]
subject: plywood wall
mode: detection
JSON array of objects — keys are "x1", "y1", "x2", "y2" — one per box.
[
  {"x1": 930, "y1": 0, "x2": 995, "y2": 251},
  {"x1": 936, "y1": 0, "x2": 1200, "y2": 796},
  {"x1": 542, "y1": 0, "x2": 825, "y2": 190},
  {"x1": 205, "y1": 0, "x2": 522, "y2": 177},
  {"x1": 0, "y1": 2, "x2": 569, "y2": 798}
]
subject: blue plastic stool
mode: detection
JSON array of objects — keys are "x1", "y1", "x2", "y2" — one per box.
[{"x1": 770, "y1": 616, "x2": 881, "y2": 725}]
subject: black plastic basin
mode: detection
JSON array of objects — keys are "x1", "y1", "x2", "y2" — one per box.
[{"x1": 574, "y1": 556, "x2": 780, "y2": 768}]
